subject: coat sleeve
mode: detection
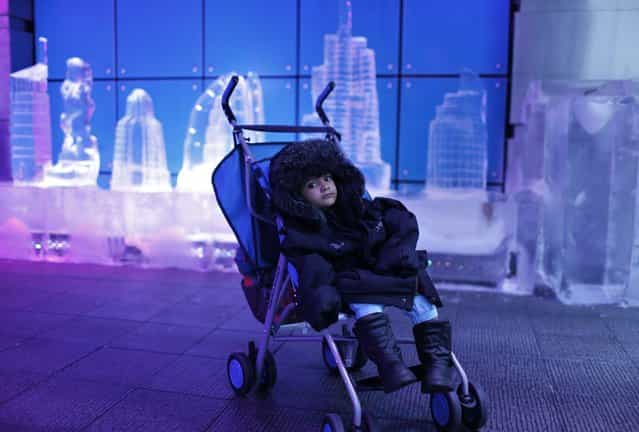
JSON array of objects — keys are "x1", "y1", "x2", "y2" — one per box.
[
  {"x1": 286, "y1": 253, "x2": 342, "y2": 331},
  {"x1": 371, "y1": 197, "x2": 421, "y2": 276}
]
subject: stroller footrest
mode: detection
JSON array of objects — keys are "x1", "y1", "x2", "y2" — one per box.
[{"x1": 355, "y1": 364, "x2": 424, "y2": 392}]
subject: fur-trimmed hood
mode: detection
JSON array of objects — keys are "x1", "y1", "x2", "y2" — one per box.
[{"x1": 268, "y1": 139, "x2": 366, "y2": 226}]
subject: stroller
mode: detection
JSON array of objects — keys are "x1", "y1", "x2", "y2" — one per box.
[{"x1": 211, "y1": 76, "x2": 488, "y2": 432}]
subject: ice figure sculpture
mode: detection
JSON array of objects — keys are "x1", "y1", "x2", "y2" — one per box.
[
  {"x1": 44, "y1": 57, "x2": 99, "y2": 186},
  {"x1": 111, "y1": 89, "x2": 171, "y2": 191},
  {"x1": 301, "y1": 0, "x2": 390, "y2": 190},
  {"x1": 9, "y1": 37, "x2": 52, "y2": 184},
  {"x1": 531, "y1": 80, "x2": 639, "y2": 304},
  {"x1": 177, "y1": 72, "x2": 264, "y2": 192},
  {"x1": 426, "y1": 70, "x2": 488, "y2": 190}
]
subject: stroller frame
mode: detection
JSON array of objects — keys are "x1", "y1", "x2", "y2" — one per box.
[{"x1": 219, "y1": 76, "x2": 486, "y2": 432}]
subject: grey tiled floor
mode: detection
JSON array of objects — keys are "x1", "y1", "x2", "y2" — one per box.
[{"x1": 0, "y1": 260, "x2": 638, "y2": 431}]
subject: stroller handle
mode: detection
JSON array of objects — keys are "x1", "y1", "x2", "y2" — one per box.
[
  {"x1": 222, "y1": 75, "x2": 239, "y2": 125},
  {"x1": 316, "y1": 81, "x2": 335, "y2": 126}
]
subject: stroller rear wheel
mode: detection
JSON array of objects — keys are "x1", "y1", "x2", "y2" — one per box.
[
  {"x1": 321, "y1": 339, "x2": 367, "y2": 374},
  {"x1": 227, "y1": 352, "x2": 255, "y2": 396},
  {"x1": 257, "y1": 349, "x2": 278, "y2": 392}
]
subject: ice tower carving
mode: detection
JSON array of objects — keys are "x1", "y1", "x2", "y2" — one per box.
[
  {"x1": 111, "y1": 89, "x2": 171, "y2": 191},
  {"x1": 426, "y1": 70, "x2": 488, "y2": 190},
  {"x1": 9, "y1": 37, "x2": 52, "y2": 184},
  {"x1": 44, "y1": 57, "x2": 99, "y2": 186},
  {"x1": 177, "y1": 73, "x2": 264, "y2": 192},
  {"x1": 302, "y1": 0, "x2": 390, "y2": 190}
]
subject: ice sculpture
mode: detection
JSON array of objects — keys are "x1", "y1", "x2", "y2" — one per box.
[
  {"x1": 531, "y1": 80, "x2": 639, "y2": 304},
  {"x1": 44, "y1": 57, "x2": 99, "y2": 186},
  {"x1": 505, "y1": 81, "x2": 548, "y2": 294},
  {"x1": 9, "y1": 37, "x2": 52, "y2": 184},
  {"x1": 301, "y1": 0, "x2": 390, "y2": 190},
  {"x1": 110, "y1": 89, "x2": 171, "y2": 191},
  {"x1": 426, "y1": 70, "x2": 488, "y2": 190},
  {"x1": 177, "y1": 72, "x2": 264, "y2": 192}
]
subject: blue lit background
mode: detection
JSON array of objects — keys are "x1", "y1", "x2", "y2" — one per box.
[{"x1": 35, "y1": 0, "x2": 511, "y2": 190}]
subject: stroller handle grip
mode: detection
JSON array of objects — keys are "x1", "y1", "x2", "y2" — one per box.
[
  {"x1": 315, "y1": 81, "x2": 335, "y2": 126},
  {"x1": 222, "y1": 75, "x2": 239, "y2": 125}
]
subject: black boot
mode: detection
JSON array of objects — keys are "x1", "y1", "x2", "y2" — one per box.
[
  {"x1": 412, "y1": 320, "x2": 455, "y2": 393},
  {"x1": 354, "y1": 312, "x2": 417, "y2": 393}
]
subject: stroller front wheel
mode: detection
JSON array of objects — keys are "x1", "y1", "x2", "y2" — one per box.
[
  {"x1": 321, "y1": 413, "x2": 345, "y2": 432},
  {"x1": 227, "y1": 352, "x2": 255, "y2": 396},
  {"x1": 458, "y1": 381, "x2": 489, "y2": 430},
  {"x1": 430, "y1": 391, "x2": 463, "y2": 432}
]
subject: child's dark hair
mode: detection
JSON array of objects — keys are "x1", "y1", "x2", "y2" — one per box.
[{"x1": 269, "y1": 139, "x2": 366, "y2": 226}]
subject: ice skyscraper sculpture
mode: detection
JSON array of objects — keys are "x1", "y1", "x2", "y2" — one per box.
[
  {"x1": 302, "y1": 0, "x2": 390, "y2": 190},
  {"x1": 44, "y1": 57, "x2": 99, "y2": 186},
  {"x1": 426, "y1": 70, "x2": 488, "y2": 190},
  {"x1": 9, "y1": 37, "x2": 52, "y2": 184},
  {"x1": 177, "y1": 73, "x2": 264, "y2": 192},
  {"x1": 111, "y1": 89, "x2": 171, "y2": 191}
]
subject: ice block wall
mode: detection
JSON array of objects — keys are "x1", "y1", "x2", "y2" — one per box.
[
  {"x1": 532, "y1": 80, "x2": 639, "y2": 304},
  {"x1": 0, "y1": 3, "x2": 11, "y2": 181}
]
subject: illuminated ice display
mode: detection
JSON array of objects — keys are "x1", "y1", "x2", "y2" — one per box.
[
  {"x1": 9, "y1": 37, "x2": 52, "y2": 184},
  {"x1": 110, "y1": 88, "x2": 171, "y2": 192},
  {"x1": 515, "y1": 80, "x2": 639, "y2": 304},
  {"x1": 301, "y1": 0, "x2": 390, "y2": 190},
  {"x1": 44, "y1": 57, "x2": 99, "y2": 186},
  {"x1": 426, "y1": 70, "x2": 488, "y2": 190},
  {"x1": 177, "y1": 72, "x2": 264, "y2": 192}
]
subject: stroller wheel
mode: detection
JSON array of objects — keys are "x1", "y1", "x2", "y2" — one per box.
[
  {"x1": 357, "y1": 411, "x2": 379, "y2": 432},
  {"x1": 321, "y1": 339, "x2": 367, "y2": 374},
  {"x1": 227, "y1": 352, "x2": 255, "y2": 396},
  {"x1": 458, "y1": 382, "x2": 489, "y2": 430},
  {"x1": 321, "y1": 413, "x2": 345, "y2": 432},
  {"x1": 257, "y1": 349, "x2": 277, "y2": 392},
  {"x1": 429, "y1": 391, "x2": 463, "y2": 432}
]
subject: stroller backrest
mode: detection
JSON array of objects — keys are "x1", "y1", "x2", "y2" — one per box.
[{"x1": 212, "y1": 146, "x2": 281, "y2": 276}]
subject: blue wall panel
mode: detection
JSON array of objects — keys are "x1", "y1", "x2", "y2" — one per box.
[
  {"x1": 117, "y1": 0, "x2": 202, "y2": 78},
  {"x1": 257, "y1": 78, "x2": 296, "y2": 143},
  {"x1": 378, "y1": 78, "x2": 399, "y2": 180},
  {"x1": 117, "y1": 80, "x2": 203, "y2": 175},
  {"x1": 34, "y1": 0, "x2": 115, "y2": 79},
  {"x1": 35, "y1": 1, "x2": 511, "y2": 190},
  {"x1": 300, "y1": 0, "x2": 400, "y2": 75},
  {"x1": 204, "y1": 0, "x2": 297, "y2": 76},
  {"x1": 49, "y1": 81, "x2": 117, "y2": 173},
  {"x1": 10, "y1": 31, "x2": 34, "y2": 72},
  {"x1": 398, "y1": 77, "x2": 506, "y2": 184},
  {"x1": 402, "y1": 0, "x2": 510, "y2": 74}
]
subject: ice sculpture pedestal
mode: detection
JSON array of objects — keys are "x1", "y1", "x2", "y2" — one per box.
[
  {"x1": 393, "y1": 188, "x2": 512, "y2": 288},
  {"x1": 0, "y1": 183, "x2": 236, "y2": 272}
]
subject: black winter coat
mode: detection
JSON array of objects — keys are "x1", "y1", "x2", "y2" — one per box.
[{"x1": 269, "y1": 139, "x2": 442, "y2": 331}]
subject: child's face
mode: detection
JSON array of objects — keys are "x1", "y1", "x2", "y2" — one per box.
[{"x1": 300, "y1": 174, "x2": 337, "y2": 208}]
